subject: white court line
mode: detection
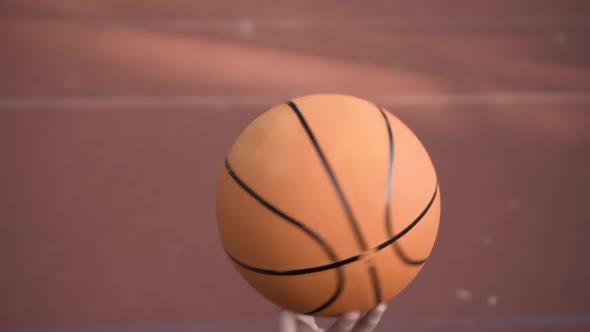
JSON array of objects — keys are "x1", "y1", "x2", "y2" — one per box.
[
  {"x1": 150, "y1": 16, "x2": 590, "y2": 26},
  {"x1": 23, "y1": 16, "x2": 590, "y2": 27},
  {"x1": 10, "y1": 16, "x2": 588, "y2": 33},
  {"x1": 1, "y1": 92, "x2": 589, "y2": 110},
  {"x1": 95, "y1": 16, "x2": 590, "y2": 32}
]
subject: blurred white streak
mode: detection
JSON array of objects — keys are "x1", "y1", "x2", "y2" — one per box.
[{"x1": 1, "y1": 92, "x2": 589, "y2": 111}]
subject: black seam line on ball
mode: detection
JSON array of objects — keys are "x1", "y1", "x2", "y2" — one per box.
[
  {"x1": 380, "y1": 106, "x2": 430, "y2": 266},
  {"x1": 224, "y1": 159, "x2": 343, "y2": 315},
  {"x1": 367, "y1": 265, "x2": 382, "y2": 304},
  {"x1": 287, "y1": 101, "x2": 369, "y2": 252},
  {"x1": 226, "y1": 184, "x2": 438, "y2": 276},
  {"x1": 287, "y1": 100, "x2": 380, "y2": 307},
  {"x1": 393, "y1": 240, "x2": 426, "y2": 265}
]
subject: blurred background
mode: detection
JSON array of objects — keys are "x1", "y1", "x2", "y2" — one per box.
[{"x1": 1, "y1": 1, "x2": 589, "y2": 331}]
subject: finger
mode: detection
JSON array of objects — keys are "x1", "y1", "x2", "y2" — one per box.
[
  {"x1": 352, "y1": 304, "x2": 387, "y2": 332},
  {"x1": 296, "y1": 314, "x2": 320, "y2": 330},
  {"x1": 296, "y1": 318, "x2": 323, "y2": 332},
  {"x1": 278, "y1": 310, "x2": 298, "y2": 332},
  {"x1": 325, "y1": 312, "x2": 361, "y2": 332}
]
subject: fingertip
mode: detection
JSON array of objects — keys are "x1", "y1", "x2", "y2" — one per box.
[
  {"x1": 278, "y1": 310, "x2": 297, "y2": 332},
  {"x1": 345, "y1": 311, "x2": 361, "y2": 320},
  {"x1": 279, "y1": 310, "x2": 295, "y2": 322}
]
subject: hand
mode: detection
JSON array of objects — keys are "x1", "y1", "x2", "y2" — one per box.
[{"x1": 278, "y1": 304, "x2": 387, "y2": 332}]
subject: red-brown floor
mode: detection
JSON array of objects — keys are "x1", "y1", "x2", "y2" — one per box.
[{"x1": 1, "y1": 1, "x2": 589, "y2": 331}]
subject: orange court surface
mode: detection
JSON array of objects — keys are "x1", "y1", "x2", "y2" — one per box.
[{"x1": 1, "y1": 1, "x2": 589, "y2": 331}]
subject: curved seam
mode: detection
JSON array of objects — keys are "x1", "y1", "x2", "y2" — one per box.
[
  {"x1": 287, "y1": 101, "x2": 369, "y2": 252},
  {"x1": 380, "y1": 107, "x2": 430, "y2": 265},
  {"x1": 223, "y1": 159, "x2": 343, "y2": 315},
  {"x1": 288, "y1": 100, "x2": 383, "y2": 306},
  {"x1": 226, "y1": 184, "x2": 438, "y2": 275}
]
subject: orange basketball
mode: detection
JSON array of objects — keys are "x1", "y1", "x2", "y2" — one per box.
[{"x1": 215, "y1": 93, "x2": 440, "y2": 317}]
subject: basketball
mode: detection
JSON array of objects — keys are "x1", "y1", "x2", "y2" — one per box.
[{"x1": 215, "y1": 93, "x2": 440, "y2": 317}]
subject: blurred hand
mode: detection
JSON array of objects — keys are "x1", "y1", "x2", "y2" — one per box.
[{"x1": 279, "y1": 304, "x2": 387, "y2": 332}]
